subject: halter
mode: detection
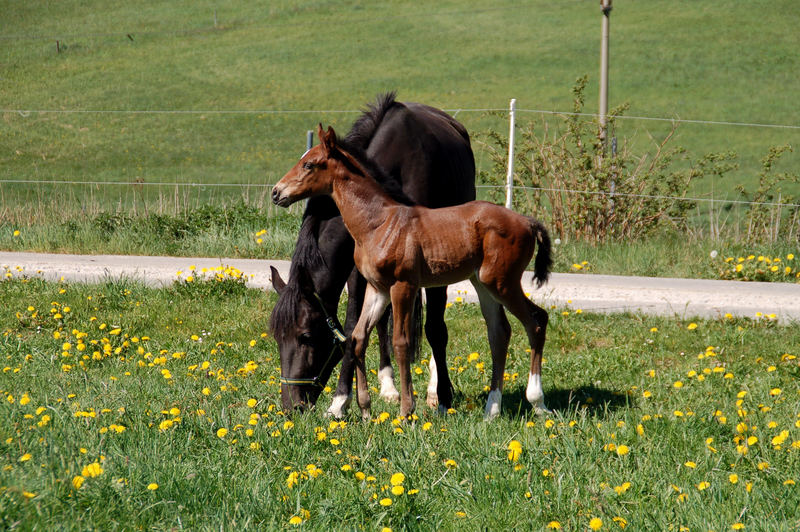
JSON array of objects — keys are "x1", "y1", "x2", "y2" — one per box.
[{"x1": 279, "y1": 292, "x2": 347, "y2": 388}]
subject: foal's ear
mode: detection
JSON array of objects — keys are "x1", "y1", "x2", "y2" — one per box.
[
  {"x1": 318, "y1": 124, "x2": 338, "y2": 155},
  {"x1": 270, "y1": 266, "x2": 286, "y2": 294}
]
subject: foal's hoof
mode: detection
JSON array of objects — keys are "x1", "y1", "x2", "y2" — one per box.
[{"x1": 534, "y1": 404, "x2": 553, "y2": 416}]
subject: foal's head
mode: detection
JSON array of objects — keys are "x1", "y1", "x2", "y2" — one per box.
[{"x1": 272, "y1": 125, "x2": 343, "y2": 208}]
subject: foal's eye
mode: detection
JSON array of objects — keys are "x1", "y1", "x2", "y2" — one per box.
[
  {"x1": 302, "y1": 162, "x2": 315, "y2": 171},
  {"x1": 298, "y1": 332, "x2": 313, "y2": 344}
]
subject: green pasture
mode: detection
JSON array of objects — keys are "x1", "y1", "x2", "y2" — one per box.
[
  {"x1": 1, "y1": 270, "x2": 799, "y2": 530},
  {"x1": 2, "y1": 0, "x2": 799, "y2": 217}
]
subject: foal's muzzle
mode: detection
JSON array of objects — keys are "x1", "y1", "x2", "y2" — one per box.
[{"x1": 271, "y1": 186, "x2": 284, "y2": 206}]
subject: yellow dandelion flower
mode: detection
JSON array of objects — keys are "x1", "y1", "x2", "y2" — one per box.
[
  {"x1": 507, "y1": 440, "x2": 522, "y2": 462},
  {"x1": 72, "y1": 475, "x2": 85, "y2": 489},
  {"x1": 81, "y1": 462, "x2": 103, "y2": 478},
  {"x1": 547, "y1": 522, "x2": 562, "y2": 530},
  {"x1": 18, "y1": 453, "x2": 31, "y2": 463},
  {"x1": 697, "y1": 481, "x2": 710, "y2": 491},
  {"x1": 390, "y1": 472, "x2": 405, "y2": 486},
  {"x1": 589, "y1": 517, "x2": 603, "y2": 530},
  {"x1": 616, "y1": 445, "x2": 629, "y2": 456},
  {"x1": 147, "y1": 483, "x2": 158, "y2": 491},
  {"x1": 444, "y1": 459, "x2": 458, "y2": 469},
  {"x1": 379, "y1": 497, "x2": 392, "y2": 507},
  {"x1": 216, "y1": 427, "x2": 228, "y2": 438}
]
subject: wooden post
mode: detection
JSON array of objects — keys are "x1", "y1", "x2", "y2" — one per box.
[
  {"x1": 599, "y1": 0, "x2": 612, "y2": 152},
  {"x1": 505, "y1": 98, "x2": 516, "y2": 209}
]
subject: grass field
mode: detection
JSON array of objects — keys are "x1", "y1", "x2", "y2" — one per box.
[
  {"x1": 2, "y1": 0, "x2": 799, "y2": 214},
  {"x1": 2, "y1": 270, "x2": 799, "y2": 530}
]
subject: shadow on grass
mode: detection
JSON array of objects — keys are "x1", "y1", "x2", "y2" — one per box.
[{"x1": 476, "y1": 385, "x2": 635, "y2": 420}]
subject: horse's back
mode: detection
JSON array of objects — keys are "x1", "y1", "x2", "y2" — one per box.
[{"x1": 365, "y1": 100, "x2": 476, "y2": 209}]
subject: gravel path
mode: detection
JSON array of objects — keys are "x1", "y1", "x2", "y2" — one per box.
[{"x1": 3, "y1": 251, "x2": 799, "y2": 323}]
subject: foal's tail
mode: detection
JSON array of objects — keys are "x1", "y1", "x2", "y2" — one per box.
[{"x1": 529, "y1": 218, "x2": 552, "y2": 288}]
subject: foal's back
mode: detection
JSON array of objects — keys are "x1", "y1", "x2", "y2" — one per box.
[{"x1": 359, "y1": 201, "x2": 537, "y2": 289}]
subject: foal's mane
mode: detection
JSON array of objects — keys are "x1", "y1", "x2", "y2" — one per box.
[{"x1": 270, "y1": 93, "x2": 411, "y2": 338}]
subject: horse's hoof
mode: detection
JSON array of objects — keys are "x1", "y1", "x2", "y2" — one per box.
[
  {"x1": 325, "y1": 394, "x2": 351, "y2": 419},
  {"x1": 483, "y1": 390, "x2": 502, "y2": 420},
  {"x1": 426, "y1": 392, "x2": 439, "y2": 409},
  {"x1": 437, "y1": 404, "x2": 447, "y2": 416},
  {"x1": 379, "y1": 388, "x2": 401, "y2": 403}
]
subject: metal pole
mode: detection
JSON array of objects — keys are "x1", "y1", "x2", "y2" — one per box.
[
  {"x1": 505, "y1": 98, "x2": 516, "y2": 209},
  {"x1": 306, "y1": 130, "x2": 314, "y2": 152},
  {"x1": 599, "y1": 0, "x2": 612, "y2": 152}
]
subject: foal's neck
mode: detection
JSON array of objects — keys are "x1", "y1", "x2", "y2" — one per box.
[{"x1": 330, "y1": 153, "x2": 400, "y2": 236}]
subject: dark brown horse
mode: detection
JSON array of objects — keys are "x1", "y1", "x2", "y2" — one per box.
[
  {"x1": 273, "y1": 126, "x2": 552, "y2": 419},
  {"x1": 269, "y1": 94, "x2": 475, "y2": 416}
]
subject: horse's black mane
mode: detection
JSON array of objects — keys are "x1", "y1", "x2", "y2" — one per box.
[{"x1": 270, "y1": 92, "x2": 409, "y2": 337}]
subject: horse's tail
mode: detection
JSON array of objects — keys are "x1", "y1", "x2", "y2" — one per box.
[{"x1": 529, "y1": 218, "x2": 552, "y2": 288}]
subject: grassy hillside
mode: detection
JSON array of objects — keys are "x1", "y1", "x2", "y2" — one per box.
[{"x1": 2, "y1": 0, "x2": 799, "y2": 218}]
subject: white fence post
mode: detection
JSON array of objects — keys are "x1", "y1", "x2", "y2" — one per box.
[{"x1": 505, "y1": 98, "x2": 516, "y2": 209}]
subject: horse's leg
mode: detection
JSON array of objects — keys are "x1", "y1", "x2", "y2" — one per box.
[
  {"x1": 470, "y1": 278, "x2": 511, "y2": 420},
  {"x1": 326, "y1": 268, "x2": 363, "y2": 418},
  {"x1": 389, "y1": 282, "x2": 419, "y2": 418},
  {"x1": 351, "y1": 283, "x2": 390, "y2": 420},
  {"x1": 424, "y1": 286, "x2": 452, "y2": 412},
  {"x1": 480, "y1": 279, "x2": 551, "y2": 415},
  {"x1": 376, "y1": 309, "x2": 400, "y2": 403}
]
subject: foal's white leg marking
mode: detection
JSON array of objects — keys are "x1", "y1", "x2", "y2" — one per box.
[
  {"x1": 426, "y1": 356, "x2": 439, "y2": 408},
  {"x1": 526, "y1": 372, "x2": 551, "y2": 415},
  {"x1": 325, "y1": 393, "x2": 352, "y2": 419},
  {"x1": 484, "y1": 389, "x2": 503, "y2": 420},
  {"x1": 378, "y1": 366, "x2": 400, "y2": 403},
  {"x1": 353, "y1": 286, "x2": 391, "y2": 421}
]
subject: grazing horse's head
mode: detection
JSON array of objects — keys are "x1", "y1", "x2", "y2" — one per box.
[
  {"x1": 269, "y1": 265, "x2": 344, "y2": 412},
  {"x1": 272, "y1": 125, "x2": 341, "y2": 208}
]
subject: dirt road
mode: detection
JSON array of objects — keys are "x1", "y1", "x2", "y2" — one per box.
[{"x1": 2, "y1": 251, "x2": 799, "y2": 323}]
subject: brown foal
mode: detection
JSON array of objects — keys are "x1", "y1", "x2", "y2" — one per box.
[{"x1": 273, "y1": 125, "x2": 552, "y2": 419}]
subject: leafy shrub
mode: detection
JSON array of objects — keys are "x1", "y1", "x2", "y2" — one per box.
[
  {"x1": 734, "y1": 145, "x2": 799, "y2": 243},
  {"x1": 479, "y1": 77, "x2": 739, "y2": 242}
]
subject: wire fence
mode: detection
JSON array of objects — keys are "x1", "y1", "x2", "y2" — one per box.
[
  {"x1": 2, "y1": 105, "x2": 798, "y2": 210},
  {"x1": 4, "y1": 106, "x2": 800, "y2": 131}
]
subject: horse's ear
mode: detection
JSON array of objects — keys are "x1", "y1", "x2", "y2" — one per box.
[
  {"x1": 318, "y1": 124, "x2": 338, "y2": 155},
  {"x1": 270, "y1": 266, "x2": 286, "y2": 294},
  {"x1": 294, "y1": 264, "x2": 316, "y2": 296}
]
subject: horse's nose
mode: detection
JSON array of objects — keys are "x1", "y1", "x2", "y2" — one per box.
[{"x1": 271, "y1": 186, "x2": 280, "y2": 205}]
